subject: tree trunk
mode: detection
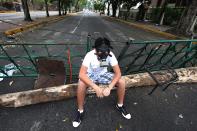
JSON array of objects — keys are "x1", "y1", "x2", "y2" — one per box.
[
  {"x1": 75, "y1": 0, "x2": 79, "y2": 12},
  {"x1": 44, "y1": 0, "x2": 49, "y2": 17},
  {"x1": 107, "y1": 2, "x2": 110, "y2": 16},
  {"x1": 156, "y1": 0, "x2": 163, "y2": 7},
  {"x1": 158, "y1": 0, "x2": 168, "y2": 24},
  {"x1": 118, "y1": 4, "x2": 121, "y2": 18},
  {"x1": 176, "y1": 0, "x2": 197, "y2": 36},
  {"x1": 125, "y1": 4, "x2": 132, "y2": 21},
  {"x1": 61, "y1": 0, "x2": 65, "y2": 15},
  {"x1": 31, "y1": 0, "x2": 35, "y2": 10},
  {"x1": 21, "y1": 0, "x2": 32, "y2": 21},
  {"x1": 58, "y1": 0, "x2": 61, "y2": 16},
  {"x1": 0, "y1": 67, "x2": 197, "y2": 108},
  {"x1": 111, "y1": 0, "x2": 118, "y2": 17}
]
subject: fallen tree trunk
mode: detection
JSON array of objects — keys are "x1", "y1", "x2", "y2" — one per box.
[{"x1": 0, "y1": 67, "x2": 197, "y2": 107}]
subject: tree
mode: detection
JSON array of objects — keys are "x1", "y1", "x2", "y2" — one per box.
[
  {"x1": 123, "y1": 0, "x2": 137, "y2": 20},
  {"x1": 44, "y1": 0, "x2": 49, "y2": 17},
  {"x1": 176, "y1": 0, "x2": 197, "y2": 36},
  {"x1": 30, "y1": 0, "x2": 35, "y2": 10},
  {"x1": 158, "y1": 0, "x2": 168, "y2": 25},
  {"x1": 58, "y1": 0, "x2": 61, "y2": 15},
  {"x1": 94, "y1": 0, "x2": 104, "y2": 12},
  {"x1": 21, "y1": 0, "x2": 32, "y2": 21},
  {"x1": 110, "y1": 0, "x2": 118, "y2": 17},
  {"x1": 106, "y1": 0, "x2": 110, "y2": 16},
  {"x1": 74, "y1": 0, "x2": 79, "y2": 11}
]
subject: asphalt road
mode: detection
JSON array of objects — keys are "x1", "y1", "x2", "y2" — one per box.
[
  {"x1": 19, "y1": 11, "x2": 165, "y2": 43},
  {"x1": 0, "y1": 11, "x2": 197, "y2": 131}
]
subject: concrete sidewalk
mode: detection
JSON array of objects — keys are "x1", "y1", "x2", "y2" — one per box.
[
  {"x1": 1, "y1": 15, "x2": 67, "y2": 36},
  {"x1": 0, "y1": 14, "x2": 61, "y2": 36},
  {"x1": 105, "y1": 16, "x2": 186, "y2": 40}
]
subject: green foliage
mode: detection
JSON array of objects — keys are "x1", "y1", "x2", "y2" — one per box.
[
  {"x1": 94, "y1": 1, "x2": 104, "y2": 11},
  {"x1": 78, "y1": 0, "x2": 87, "y2": 8},
  {"x1": 163, "y1": 7, "x2": 184, "y2": 25},
  {"x1": 150, "y1": 7, "x2": 184, "y2": 26},
  {"x1": 0, "y1": 0, "x2": 16, "y2": 2},
  {"x1": 34, "y1": 0, "x2": 45, "y2": 4},
  {"x1": 150, "y1": 7, "x2": 161, "y2": 23}
]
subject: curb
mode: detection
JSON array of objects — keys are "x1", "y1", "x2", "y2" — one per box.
[
  {"x1": 106, "y1": 16, "x2": 183, "y2": 40},
  {"x1": 0, "y1": 11, "x2": 16, "y2": 13},
  {"x1": 4, "y1": 15, "x2": 67, "y2": 36}
]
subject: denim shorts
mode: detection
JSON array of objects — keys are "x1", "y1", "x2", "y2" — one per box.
[{"x1": 88, "y1": 72, "x2": 114, "y2": 85}]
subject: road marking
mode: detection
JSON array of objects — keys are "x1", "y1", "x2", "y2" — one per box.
[
  {"x1": 129, "y1": 37, "x2": 135, "y2": 41},
  {"x1": 70, "y1": 15, "x2": 84, "y2": 34},
  {"x1": 116, "y1": 32, "x2": 128, "y2": 41},
  {"x1": 3, "y1": 19, "x2": 12, "y2": 22},
  {"x1": 30, "y1": 121, "x2": 41, "y2": 131},
  {"x1": 41, "y1": 30, "x2": 52, "y2": 37},
  {"x1": 93, "y1": 32, "x2": 102, "y2": 39},
  {"x1": 105, "y1": 32, "x2": 115, "y2": 42},
  {"x1": 54, "y1": 32, "x2": 61, "y2": 36}
]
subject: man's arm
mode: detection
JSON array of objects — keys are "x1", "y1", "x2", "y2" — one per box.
[
  {"x1": 79, "y1": 65, "x2": 104, "y2": 97},
  {"x1": 102, "y1": 64, "x2": 121, "y2": 96},
  {"x1": 109, "y1": 64, "x2": 121, "y2": 89}
]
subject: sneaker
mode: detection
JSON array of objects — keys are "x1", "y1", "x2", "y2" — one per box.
[
  {"x1": 116, "y1": 104, "x2": 131, "y2": 119},
  {"x1": 72, "y1": 110, "x2": 84, "y2": 127}
]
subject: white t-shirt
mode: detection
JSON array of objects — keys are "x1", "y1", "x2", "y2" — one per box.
[{"x1": 82, "y1": 49, "x2": 118, "y2": 75}]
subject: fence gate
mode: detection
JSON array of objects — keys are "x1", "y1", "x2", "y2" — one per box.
[{"x1": 0, "y1": 38, "x2": 197, "y2": 88}]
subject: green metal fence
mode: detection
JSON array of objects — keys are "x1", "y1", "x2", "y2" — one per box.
[
  {"x1": 0, "y1": 42, "x2": 87, "y2": 83},
  {"x1": 117, "y1": 39, "x2": 197, "y2": 74},
  {"x1": 0, "y1": 38, "x2": 197, "y2": 84}
]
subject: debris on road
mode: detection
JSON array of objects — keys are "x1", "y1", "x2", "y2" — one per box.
[
  {"x1": 9, "y1": 81, "x2": 14, "y2": 86},
  {"x1": 133, "y1": 102, "x2": 138, "y2": 105},
  {"x1": 179, "y1": 114, "x2": 183, "y2": 119},
  {"x1": 0, "y1": 63, "x2": 18, "y2": 82}
]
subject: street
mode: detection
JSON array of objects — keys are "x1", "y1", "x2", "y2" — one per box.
[
  {"x1": 0, "y1": 11, "x2": 197, "y2": 131},
  {"x1": 19, "y1": 11, "x2": 165, "y2": 43}
]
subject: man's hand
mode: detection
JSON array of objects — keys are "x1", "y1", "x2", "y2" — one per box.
[
  {"x1": 102, "y1": 87, "x2": 111, "y2": 96},
  {"x1": 94, "y1": 86, "x2": 104, "y2": 98}
]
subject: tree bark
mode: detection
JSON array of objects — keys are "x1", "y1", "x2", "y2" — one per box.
[
  {"x1": 58, "y1": 0, "x2": 61, "y2": 16},
  {"x1": 0, "y1": 67, "x2": 197, "y2": 108},
  {"x1": 111, "y1": 0, "x2": 118, "y2": 17},
  {"x1": 156, "y1": 0, "x2": 163, "y2": 7},
  {"x1": 44, "y1": 0, "x2": 49, "y2": 17},
  {"x1": 75, "y1": 0, "x2": 79, "y2": 12},
  {"x1": 176, "y1": 0, "x2": 197, "y2": 36},
  {"x1": 107, "y1": 1, "x2": 110, "y2": 16},
  {"x1": 21, "y1": 0, "x2": 32, "y2": 21},
  {"x1": 158, "y1": 0, "x2": 168, "y2": 25}
]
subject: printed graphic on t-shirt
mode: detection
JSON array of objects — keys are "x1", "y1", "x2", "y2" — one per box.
[{"x1": 82, "y1": 49, "x2": 118, "y2": 75}]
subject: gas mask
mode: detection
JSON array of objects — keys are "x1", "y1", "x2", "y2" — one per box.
[{"x1": 96, "y1": 46, "x2": 112, "y2": 67}]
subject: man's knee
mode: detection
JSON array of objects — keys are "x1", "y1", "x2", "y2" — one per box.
[
  {"x1": 116, "y1": 78, "x2": 125, "y2": 88},
  {"x1": 78, "y1": 80, "x2": 88, "y2": 90}
]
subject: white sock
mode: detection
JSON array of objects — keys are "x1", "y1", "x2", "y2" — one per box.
[
  {"x1": 78, "y1": 109, "x2": 84, "y2": 113},
  {"x1": 117, "y1": 104, "x2": 123, "y2": 107}
]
